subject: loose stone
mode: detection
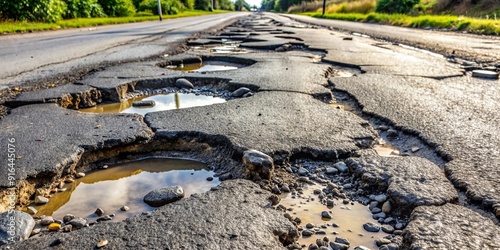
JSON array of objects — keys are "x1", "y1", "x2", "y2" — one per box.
[
  {"x1": 132, "y1": 100, "x2": 155, "y2": 107},
  {"x1": 94, "y1": 208, "x2": 105, "y2": 217},
  {"x1": 363, "y1": 222, "x2": 380, "y2": 232},
  {"x1": 40, "y1": 216, "x2": 54, "y2": 226},
  {"x1": 62, "y1": 225, "x2": 72, "y2": 232},
  {"x1": 326, "y1": 199, "x2": 335, "y2": 207},
  {"x1": 243, "y1": 150, "x2": 274, "y2": 180},
  {"x1": 35, "y1": 196, "x2": 49, "y2": 205},
  {"x1": 76, "y1": 172, "x2": 86, "y2": 178},
  {"x1": 63, "y1": 214, "x2": 75, "y2": 223},
  {"x1": 325, "y1": 167, "x2": 339, "y2": 175},
  {"x1": 302, "y1": 229, "x2": 315, "y2": 236},
  {"x1": 27, "y1": 206, "x2": 38, "y2": 215},
  {"x1": 410, "y1": 147, "x2": 420, "y2": 153},
  {"x1": 387, "y1": 129, "x2": 398, "y2": 137},
  {"x1": 381, "y1": 225, "x2": 395, "y2": 234},
  {"x1": 48, "y1": 223, "x2": 61, "y2": 231},
  {"x1": 297, "y1": 167, "x2": 309, "y2": 176},
  {"x1": 281, "y1": 184, "x2": 291, "y2": 193},
  {"x1": 269, "y1": 195, "x2": 280, "y2": 205},
  {"x1": 97, "y1": 215, "x2": 113, "y2": 222},
  {"x1": 97, "y1": 239, "x2": 109, "y2": 248},
  {"x1": 231, "y1": 87, "x2": 252, "y2": 97},
  {"x1": 206, "y1": 177, "x2": 214, "y2": 181},
  {"x1": 329, "y1": 241, "x2": 349, "y2": 250},
  {"x1": 382, "y1": 200, "x2": 392, "y2": 213},
  {"x1": 175, "y1": 78, "x2": 194, "y2": 89},
  {"x1": 143, "y1": 186, "x2": 185, "y2": 207},
  {"x1": 308, "y1": 243, "x2": 319, "y2": 250},
  {"x1": 373, "y1": 212, "x2": 386, "y2": 219},
  {"x1": 306, "y1": 223, "x2": 315, "y2": 229},
  {"x1": 333, "y1": 162, "x2": 348, "y2": 172},
  {"x1": 374, "y1": 194, "x2": 388, "y2": 203},
  {"x1": 394, "y1": 223, "x2": 404, "y2": 230},
  {"x1": 335, "y1": 237, "x2": 350, "y2": 245},
  {"x1": 321, "y1": 211, "x2": 332, "y2": 219},
  {"x1": 120, "y1": 206, "x2": 130, "y2": 211},
  {"x1": 68, "y1": 218, "x2": 87, "y2": 229},
  {"x1": 354, "y1": 246, "x2": 371, "y2": 250}
]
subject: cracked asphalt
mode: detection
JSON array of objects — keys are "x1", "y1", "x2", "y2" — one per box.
[{"x1": 1, "y1": 12, "x2": 500, "y2": 250}]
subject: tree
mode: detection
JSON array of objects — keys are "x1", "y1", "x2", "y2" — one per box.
[
  {"x1": 194, "y1": 0, "x2": 211, "y2": 11},
  {"x1": 0, "y1": 0, "x2": 67, "y2": 22},
  {"x1": 138, "y1": 0, "x2": 185, "y2": 15},
  {"x1": 375, "y1": 0, "x2": 420, "y2": 14},
  {"x1": 98, "y1": 0, "x2": 136, "y2": 16},
  {"x1": 64, "y1": 0, "x2": 106, "y2": 18}
]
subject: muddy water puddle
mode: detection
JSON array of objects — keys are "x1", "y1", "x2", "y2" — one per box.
[
  {"x1": 32, "y1": 158, "x2": 219, "y2": 222},
  {"x1": 280, "y1": 184, "x2": 384, "y2": 249},
  {"x1": 79, "y1": 93, "x2": 226, "y2": 116},
  {"x1": 167, "y1": 61, "x2": 241, "y2": 72}
]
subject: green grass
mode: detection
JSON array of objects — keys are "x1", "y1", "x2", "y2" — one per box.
[
  {"x1": 0, "y1": 10, "x2": 229, "y2": 34},
  {"x1": 305, "y1": 12, "x2": 500, "y2": 35}
]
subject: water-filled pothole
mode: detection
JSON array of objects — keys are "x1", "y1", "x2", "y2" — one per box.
[
  {"x1": 280, "y1": 184, "x2": 385, "y2": 249},
  {"x1": 31, "y1": 158, "x2": 220, "y2": 222},
  {"x1": 79, "y1": 93, "x2": 226, "y2": 116},
  {"x1": 167, "y1": 61, "x2": 242, "y2": 72}
]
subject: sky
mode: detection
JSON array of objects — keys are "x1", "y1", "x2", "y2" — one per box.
[{"x1": 245, "y1": 0, "x2": 261, "y2": 8}]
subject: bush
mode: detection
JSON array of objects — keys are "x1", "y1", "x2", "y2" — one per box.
[
  {"x1": 0, "y1": 0, "x2": 67, "y2": 22},
  {"x1": 98, "y1": 0, "x2": 137, "y2": 16},
  {"x1": 64, "y1": 0, "x2": 107, "y2": 18},
  {"x1": 326, "y1": 0, "x2": 376, "y2": 14},
  {"x1": 138, "y1": 0, "x2": 185, "y2": 15},
  {"x1": 375, "y1": 0, "x2": 419, "y2": 14},
  {"x1": 195, "y1": 0, "x2": 212, "y2": 11}
]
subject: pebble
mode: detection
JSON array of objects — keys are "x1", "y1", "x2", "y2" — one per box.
[
  {"x1": 62, "y1": 224, "x2": 72, "y2": 232},
  {"x1": 302, "y1": 229, "x2": 315, "y2": 236},
  {"x1": 120, "y1": 206, "x2": 130, "y2": 211},
  {"x1": 76, "y1": 172, "x2": 86, "y2": 178},
  {"x1": 308, "y1": 244, "x2": 319, "y2": 250},
  {"x1": 321, "y1": 211, "x2": 332, "y2": 219},
  {"x1": 144, "y1": 186, "x2": 185, "y2": 207},
  {"x1": 326, "y1": 199, "x2": 335, "y2": 207},
  {"x1": 281, "y1": 184, "x2": 291, "y2": 193},
  {"x1": 329, "y1": 241, "x2": 349, "y2": 250},
  {"x1": 95, "y1": 208, "x2": 105, "y2": 217},
  {"x1": 410, "y1": 147, "x2": 420, "y2": 153},
  {"x1": 315, "y1": 230, "x2": 326, "y2": 235},
  {"x1": 377, "y1": 125, "x2": 389, "y2": 131},
  {"x1": 206, "y1": 177, "x2": 214, "y2": 181},
  {"x1": 27, "y1": 206, "x2": 38, "y2": 215},
  {"x1": 376, "y1": 238, "x2": 392, "y2": 246},
  {"x1": 97, "y1": 239, "x2": 109, "y2": 248},
  {"x1": 63, "y1": 214, "x2": 75, "y2": 223},
  {"x1": 175, "y1": 78, "x2": 194, "y2": 89},
  {"x1": 68, "y1": 218, "x2": 87, "y2": 229},
  {"x1": 386, "y1": 129, "x2": 398, "y2": 137},
  {"x1": 333, "y1": 162, "x2": 348, "y2": 172},
  {"x1": 342, "y1": 199, "x2": 350, "y2": 205},
  {"x1": 383, "y1": 217, "x2": 394, "y2": 224},
  {"x1": 30, "y1": 228, "x2": 41, "y2": 236},
  {"x1": 40, "y1": 216, "x2": 54, "y2": 226},
  {"x1": 363, "y1": 222, "x2": 380, "y2": 232},
  {"x1": 132, "y1": 100, "x2": 155, "y2": 107},
  {"x1": 97, "y1": 215, "x2": 113, "y2": 222},
  {"x1": 335, "y1": 237, "x2": 350, "y2": 245},
  {"x1": 354, "y1": 246, "x2": 371, "y2": 250},
  {"x1": 374, "y1": 194, "x2": 388, "y2": 203},
  {"x1": 371, "y1": 207, "x2": 382, "y2": 213},
  {"x1": 297, "y1": 167, "x2": 309, "y2": 176},
  {"x1": 382, "y1": 200, "x2": 392, "y2": 213},
  {"x1": 48, "y1": 223, "x2": 61, "y2": 231},
  {"x1": 231, "y1": 87, "x2": 252, "y2": 97},
  {"x1": 381, "y1": 225, "x2": 395, "y2": 234},
  {"x1": 325, "y1": 167, "x2": 338, "y2": 175},
  {"x1": 373, "y1": 212, "x2": 386, "y2": 219},
  {"x1": 395, "y1": 222, "x2": 404, "y2": 230},
  {"x1": 306, "y1": 223, "x2": 315, "y2": 229},
  {"x1": 35, "y1": 196, "x2": 49, "y2": 205}
]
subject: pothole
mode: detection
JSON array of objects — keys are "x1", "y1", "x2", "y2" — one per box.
[
  {"x1": 166, "y1": 61, "x2": 242, "y2": 72},
  {"x1": 280, "y1": 184, "x2": 386, "y2": 249},
  {"x1": 79, "y1": 92, "x2": 226, "y2": 116},
  {"x1": 30, "y1": 158, "x2": 220, "y2": 223}
]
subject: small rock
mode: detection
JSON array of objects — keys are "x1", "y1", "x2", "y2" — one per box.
[
  {"x1": 333, "y1": 162, "x2": 348, "y2": 172},
  {"x1": 373, "y1": 212, "x2": 386, "y2": 219},
  {"x1": 306, "y1": 223, "x2": 315, "y2": 229},
  {"x1": 472, "y1": 69, "x2": 499, "y2": 79},
  {"x1": 321, "y1": 211, "x2": 331, "y2": 219},
  {"x1": 97, "y1": 239, "x2": 109, "y2": 248},
  {"x1": 297, "y1": 167, "x2": 309, "y2": 176},
  {"x1": 302, "y1": 229, "x2": 315, "y2": 236},
  {"x1": 75, "y1": 172, "x2": 86, "y2": 178},
  {"x1": 35, "y1": 196, "x2": 49, "y2": 205},
  {"x1": 63, "y1": 214, "x2": 75, "y2": 223},
  {"x1": 335, "y1": 237, "x2": 350, "y2": 245},
  {"x1": 0, "y1": 211, "x2": 35, "y2": 245},
  {"x1": 363, "y1": 222, "x2": 380, "y2": 232},
  {"x1": 120, "y1": 206, "x2": 130, "y2": 211},
  {"x1": 308, "y1": 243, "x2": 319, "y2": 250},
  {"x1": 175, "y1": 78, "x2": 194, "y2": 89},
  {"x1": 97, "y1": 215, "x2": 113, "y2": 222},
  {"x1": 48, "y1": 223, "x2": 61, "y2": 231},
  {"x1": 40, "y1": 216, "x2": 54, "y2": 226},
  {"x1": 410, "y1": 147, "x2": 420, "y2": 153},
  {"x1": 144, "y1": 186, "x2": 185, "y2": 207},
  {"x1": 94, "y1": 208, "x2": 105, "y2": 217},
  {"x1": 68, "y1": 218, "x2": 87, "y2": 229},
  {"x1": 206, "y1": 177, "x2": 214, "y2": 181},
  {"x1": 342, "y1": 199, "x2": 350, "y2": 205},
  {"x1": 132, "y1": 100, "x2": 155, "y2": 107},
  {"x1": 381, "y1": 225, "x2": 395, "y2": 234},
  {"x1": 243, "y1": 150, "x2": 274, "y2": 180},
  {"x1": 219, "y1": 173, "x2": 232, "y2": 181},
  {"x1": 354, "y1": 246, "x2": 371, "y2": 250},
  {"x1": 232, "y1": 87, "x2": 252, "y2": 97},
  {"x1": 30, "y1": 228, "x2": 41, "y2": 236},
  {"x1": 377, "y1": 125, "x2": 389, "y2": 131},
  {"x1": 374, "y1": 194, "x2": 388, "y2": 203},
  {"x1": 62, "y1": 224, "x2": 72, "y2": 232},
  {"x1": 387, "y1": 129, "x2": 398, "y2": 138},
  {"x1": 281, "y1": 184, "x2": 291, "y2": 193},
  {"x1": 269, "y1": 195, "x2": 280, "y2": 205},
  {"x1": 376, "y1": 238, "x2": 392, "y2": 246},
  {"x1": 326, "y1": 199, "x2": 335, "y2": 207},
  {"x1": 384, "y1": 217, "x2": 394, "y2": 224},
  {"x1": 102, "y1": 165, "x2": 108, "y2": 169},
  {"x1": 26, "y1": 206, "x2": 38, "y2": 215},
  {"x1": 394, "y1": 223, "x2": 404, "y2": 230},
  {"x1": 329, "y1": 241, "x2": 349, "y2": 250},
  {"x1": 382, "y1": 200, "x2": 392, "y2": 213},
  {"x1": 325, "y1": 167, "x2": 338, "y2": 175},
  {"x1": 371, "y1": 207, "x2": 382, "y2": 213}
]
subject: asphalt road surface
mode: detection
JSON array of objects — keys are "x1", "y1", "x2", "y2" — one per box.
[
  {"x1": 0, "y1": 12, "x2": 250, "y2": 90},
  {"x1": 281, "y1": 13, "x2": 500, "y2": 64}
]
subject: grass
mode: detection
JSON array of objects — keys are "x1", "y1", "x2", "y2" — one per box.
[
  {"x1": 305, "y1": 12, "x2": 500, "y2": 35},
  {"x1": 0, "y1": 10, "x2": 229, "y2": 34}
]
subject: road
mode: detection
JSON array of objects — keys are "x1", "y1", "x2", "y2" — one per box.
[
  {"x1": 280, "y1": 13, "x2": 500, "y2": 64},
  {"x1": 0, "y1": 12, "x2": 250, "y2": 89}
]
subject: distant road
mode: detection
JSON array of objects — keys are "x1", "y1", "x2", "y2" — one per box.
[
  {"x1": 0, "y1": 12, "x2": 250, "y2": 88},
  {"x1": 280, "y1": 13, "x2": 500, "y2": 64}
]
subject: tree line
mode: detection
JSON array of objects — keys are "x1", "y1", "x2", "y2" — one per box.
[
  {"x1": 260, "y1": 0, "x2": 420, "y2": 14},
  {"x1": 0, "y1": 0, "x2": 240, "y2": 22}
]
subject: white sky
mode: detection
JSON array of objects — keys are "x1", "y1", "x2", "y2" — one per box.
[{"x1": 245, "y1": 0, "x2": 261, "y2": 7}]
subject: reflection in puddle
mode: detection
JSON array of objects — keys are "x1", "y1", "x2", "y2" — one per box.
[
  {"x1": 79, "y1": 93, "x2": 226, "y2": 116},
  {"x1": 280, "y1": 184, "x2": 382, "y2": 248},
  {"x1": 32, "y1": 158, "x2": 219, "y2": 222},
  {"x1": 168, "y1": 62, "x2": 241, "y2": 72},
  {"x1": 374, "y1": 144, "x2": 400, "y2": 157}
]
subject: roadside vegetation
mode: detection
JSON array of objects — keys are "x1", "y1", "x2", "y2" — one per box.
[
  {"x1": 0, "y1": 0, "x2": 250, "y2": 34},
  {"x1": 262, "y1": 0, "x2": 500, "y2": 35}
]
